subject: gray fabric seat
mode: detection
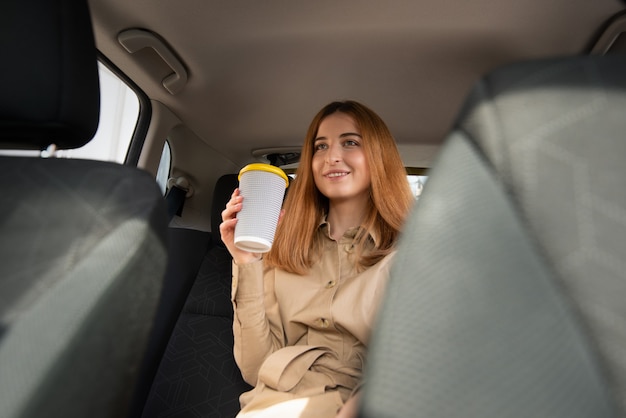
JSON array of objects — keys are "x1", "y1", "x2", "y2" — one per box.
[
  {"x1": 142, "y1": 174, "x2": 252, "y2": 418},
  {"x1": 360, "y1": 54, "x2": 626, "y2": 417},
  {"x1": 0, "y1": 1, "x2": 168, "y2": 417}
]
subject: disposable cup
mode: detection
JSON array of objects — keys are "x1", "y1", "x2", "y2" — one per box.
[{"x1": 234, "y1": 163, "x2": 289, "y2": 253}]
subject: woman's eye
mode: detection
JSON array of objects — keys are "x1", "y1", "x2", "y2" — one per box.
[
  {"x1": 314, "y1": 143, "x2": 328, "y2": 151},
  {"x1": 344, "y1": 139, "x2": 359, "y2": 147}
]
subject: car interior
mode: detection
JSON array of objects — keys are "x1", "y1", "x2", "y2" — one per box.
[{"x1": 2, "y1": 0, "x2": 626, "y2": 417}]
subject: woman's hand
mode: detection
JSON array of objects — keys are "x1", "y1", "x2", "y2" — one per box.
[{"x1": 220, "y1": 188, "x2": 262, "y2": 265}]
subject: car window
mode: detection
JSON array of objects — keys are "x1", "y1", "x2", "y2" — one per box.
[
  {"x1": 405, "y1": 167, "x2": 428, "y2": 199},
  {"x1": 408, "y1": 174, "x2": 427, "y2": 199},
  {"x1": 286, "y1": 171, "x2": 427, "y2": 199},
  {"x1": 57, "y1": 62, "x2": 139, "y2": 162},
  {"x1": 156, "y1": 140, "x2": 172, "y2": 195},
  {"x1": 0, "y1": 61, "x2": 139, "y2": 162}
]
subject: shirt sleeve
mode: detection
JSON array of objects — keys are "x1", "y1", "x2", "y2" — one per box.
[{"x1": 232, "y1": 259, "x2": 285, "y2": 385}]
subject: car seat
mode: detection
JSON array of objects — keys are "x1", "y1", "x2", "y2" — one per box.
[
  {"x1": 142, "y1": 174, "x2": 252, "y2": 418},
  {"x1": 0, "y1": 0, "x2": 169, "y2": 417},
  {"x1": 360, "y1": 54, "x2": 626, "y2": 417}
]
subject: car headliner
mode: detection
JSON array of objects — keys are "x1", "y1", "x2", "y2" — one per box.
[{"x1": 88, "y1": 0, "x2": 624, "y2": 167}]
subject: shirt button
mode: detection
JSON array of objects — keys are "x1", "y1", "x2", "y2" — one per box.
[
  {"x1": 319, "y1": 318, "x2": 330, "y2": 328},
  {"x1": 326, "y1": 280, "x2": 336, "y2": 289}
]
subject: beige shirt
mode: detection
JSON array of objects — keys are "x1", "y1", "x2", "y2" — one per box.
[{"x1": 231, "y1": 221, "x2": 394, "y2": 411}]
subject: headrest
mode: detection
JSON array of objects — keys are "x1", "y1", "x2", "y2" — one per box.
[
  {"x1": 0, "y1": 0, "x2": 100, "y2": 150},
  {"x1": 211, "y1": 174, "x2": 240, "y2": 244}
]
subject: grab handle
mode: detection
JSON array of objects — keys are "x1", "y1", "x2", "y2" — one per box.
[{"x1": 118, "y1": 29, "x2": 188, "y2": 95}]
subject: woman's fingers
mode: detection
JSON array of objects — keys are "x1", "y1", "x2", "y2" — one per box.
[
  {"x1": 219, "y1": 217, "x2": 237, "y2": 233},
  {"x1": 219, "y1": 188, "x2": 262, "y2": 265},
  {"x1": 222, "y1": 188, "x2": 243, "y2": 221}
]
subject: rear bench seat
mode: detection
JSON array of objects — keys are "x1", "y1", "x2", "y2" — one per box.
[{"x1": 141, "y1": 174, "x2": 252, "y2": 418}]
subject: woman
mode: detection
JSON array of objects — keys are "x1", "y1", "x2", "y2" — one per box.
[{"x1": 220, "y1": 100, "x2": 414, "y2": 417}]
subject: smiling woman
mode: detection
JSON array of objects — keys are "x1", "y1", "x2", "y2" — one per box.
[
  {"x1": 219, "y1": 100, "x2": 415, "y2": 417},
  {"x1": 4, "y1": 0, "x2": 625, "y2": 416},
  {"x1": 312, "y1": 112, "x2": 372, "y2": 219}
]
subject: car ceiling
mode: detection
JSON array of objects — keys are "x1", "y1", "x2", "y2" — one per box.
[{"x1": 88, "y1": 0, "x2": 625, "y2": 170}]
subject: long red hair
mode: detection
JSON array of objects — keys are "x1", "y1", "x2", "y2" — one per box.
[{"x1": 264, "y1": 100, "x2": 414, "y2": 275}]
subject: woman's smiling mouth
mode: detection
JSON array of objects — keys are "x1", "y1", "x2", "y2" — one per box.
[{"x1": 325, "y1": 171, "x2": 349, "y2": 178}]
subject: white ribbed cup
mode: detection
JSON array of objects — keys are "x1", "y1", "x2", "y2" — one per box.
[{"x1": 234, "y1": 163, "x2": 289, "y2": 253}]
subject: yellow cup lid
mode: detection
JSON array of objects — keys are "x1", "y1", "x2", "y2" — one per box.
[{"x1": 238, "y1": 163, "x2": 289, "y2": 187}]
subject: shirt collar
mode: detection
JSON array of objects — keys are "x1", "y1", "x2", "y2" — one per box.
[{"x1": 317, "y1": 215, "x2": 378, "y2": 245}]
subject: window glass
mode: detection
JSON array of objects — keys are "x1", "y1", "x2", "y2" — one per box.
[
  {"x1": 286, "y1": 171, "x2": 427, "y2": 199},
  {"x1": 156, "y1": 141, "x2": 172, "y2": 195},
  {"x1": 56, "y1": 62, "x2": 139, "y2": 162},
  {"x1": 407, "y1": 174, "x2": 428, "y2": 199}
]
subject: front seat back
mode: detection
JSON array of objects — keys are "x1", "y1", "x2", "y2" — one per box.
[
  {"x1": 0, "y1": 1, "x2": 168, "y2": 417},
  {"x1": 360, "y1": 54, "x2": 626, "y2": 417}
]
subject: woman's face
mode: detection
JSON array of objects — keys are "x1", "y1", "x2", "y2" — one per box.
[{"x1": 311, "y1": 112, "x2": 371, "y2": 205}]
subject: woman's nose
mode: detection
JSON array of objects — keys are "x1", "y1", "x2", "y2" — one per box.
[{"x1": 326, "y1": 142, "x2": 342, "y2": 164}]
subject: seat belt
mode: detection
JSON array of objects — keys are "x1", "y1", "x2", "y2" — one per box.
[
  {"x1": 165, "y1": 185, "x2": 187, "y2": 221},
  {"x1": 165, "y1": 177, "x2": 193, "y2": 222}
]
